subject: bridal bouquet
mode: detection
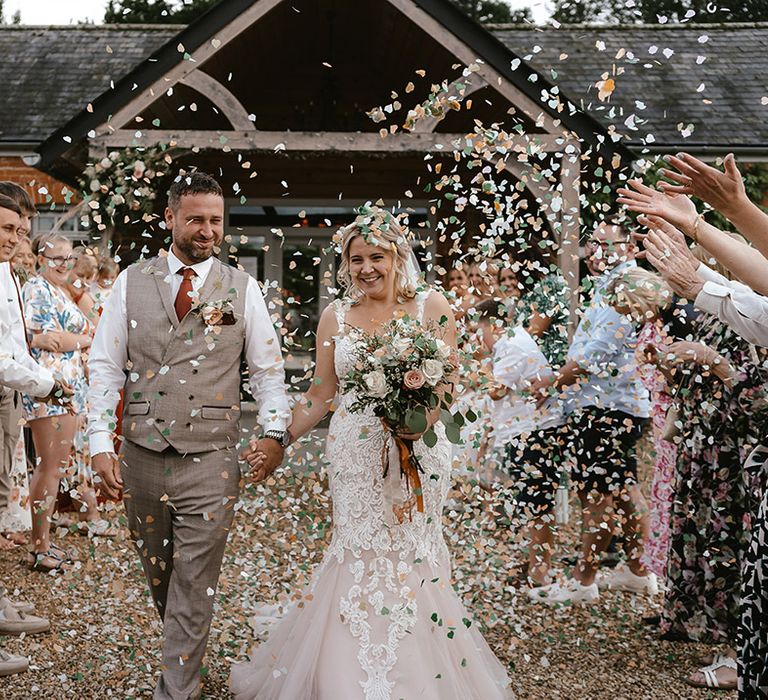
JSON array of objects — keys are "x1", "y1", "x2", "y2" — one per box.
[{"x1": 341, "y1": 313, "x2": 463, "y2": 519}]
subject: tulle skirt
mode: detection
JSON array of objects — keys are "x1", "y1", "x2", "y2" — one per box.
[{"x1": 230, "y1": 549, "x2": 512, "y2": 700}]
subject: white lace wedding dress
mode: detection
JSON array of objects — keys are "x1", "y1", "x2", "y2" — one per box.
[{"x1": 230, "y1": 294, "x2": 512, "y2": 699}]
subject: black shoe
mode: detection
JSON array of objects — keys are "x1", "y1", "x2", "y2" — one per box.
[{"x1": 643, "y1": 614, "x2": 661, "y2": 627}]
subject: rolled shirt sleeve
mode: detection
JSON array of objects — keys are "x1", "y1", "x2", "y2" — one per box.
[
  {"x1": 87, "y1": 271, "x2": 129, "y2": 456},
  {"x1": 0, "y1": 264, "x2": 55, "y2": 398},
  {"x1": 243, "y1": 277, "x2": 291, "y2": 432}
]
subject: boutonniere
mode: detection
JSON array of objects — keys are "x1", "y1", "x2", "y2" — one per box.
[{"x1": 192, "y1": 296, "x2": 236, "y2": 334}]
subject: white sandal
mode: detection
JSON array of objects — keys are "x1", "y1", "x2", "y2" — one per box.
[{"x1": 687, "y1": 656, "x2": 738, "y2": 690}]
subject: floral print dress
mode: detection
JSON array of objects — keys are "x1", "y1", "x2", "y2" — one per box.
[
  {"x1": 661, "y1": 316, "x2": 768, "y2": 643},
  {"x1": 21, "y1": 275, "x2": 90, "y2": 420},
  {"x1": 636, "y1": 321, "x2": 677, "y2": 577}
]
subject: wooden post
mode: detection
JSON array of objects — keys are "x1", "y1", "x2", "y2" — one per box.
[{"x1": 558, "y1": 142, "x2": 581, "y2": 336}]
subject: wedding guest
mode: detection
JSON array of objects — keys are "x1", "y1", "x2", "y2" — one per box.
[
  {"x1": 23, "y1": 234, "x2": 95, "y2": 571},
  {"x1": 0, "y1": 193, "x2": 66, "y2": 674},
  {"x1": 477, "y1": 298, "x2": 565, "y2": 586},
  {"x1": 461, "y1": 257, "x2": 497, "y2": 320},
  {"x1": 605, "y1": 267, "x2": 675, "y2": 580},
  {"x1": 11, "y1": 236, "x2": 35, "y2": 283},
  {"x1": 496, "y1": 263, "x2": 519, "y2": 301},
  {"x1": 630, "y1": 202, "x2": 768, "y2": 693},
  {"x1": 92, "y1": 254, "x2": 119, "y2": 310},
  {"x1": 528, "y1": 222, "x2": 654, "y2": 605},
  {"x1": 0, "y1": 185, "x2": 37, "y2": 549}
]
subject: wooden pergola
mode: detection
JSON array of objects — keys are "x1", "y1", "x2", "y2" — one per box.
[{"x1": 36, "y1": 0, "x2": 635, "y2": 300}]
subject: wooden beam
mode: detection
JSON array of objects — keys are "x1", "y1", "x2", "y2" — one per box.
[
  {"x1": 387, "y1": 0, "x2": 565, "y2": 136},
  {"x1": 103, "y1": 0, "x2": 284, "y2": 132},
  {"x1": 558, "y1": 143, "x2": 582, "y2": 335},
  {"x1": 412, "y1": 74, "x2": 488, "y2": 134},
  {"x1": 179, "y1": 70, "x2": 256, "y2": 132},
  {"x1": 94, "y1": 129, "x2": 569, "y2": 153}
]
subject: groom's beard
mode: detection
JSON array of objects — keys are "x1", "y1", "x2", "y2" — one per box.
[{"x1": 175, "y1": 238, "x2": 217, "y2": 263}]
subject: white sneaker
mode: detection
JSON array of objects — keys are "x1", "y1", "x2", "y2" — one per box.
[
  {"x1": 0, "y1": 650, "x2": 29, "y2": 676},
  {"x1": 598, "y1": 564, "x2": 658, "y2": 595},
  {"x1": 527, "y1": 578, "x2": 599, "y2": 605}
]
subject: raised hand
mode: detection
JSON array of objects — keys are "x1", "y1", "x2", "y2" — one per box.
[
  {"x1": 617, "y1": 179, "x2": 698, "y2": 236},
  {"x1": 657, "y1": 152, "x2": 746, "y2": 218},
  {"x1": 665, "y1": 340, "x2": 717, "y2": 367},
  {"x1": 92, "y1": 452, "x2": 123, "y2": 500},
  {"x1": 638, "y1": 215, "x2": 704, "y2": 300}
]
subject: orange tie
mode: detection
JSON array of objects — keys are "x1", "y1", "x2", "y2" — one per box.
[{"x1": 174, "y1": 267, "x2": 196, "y2": 321}]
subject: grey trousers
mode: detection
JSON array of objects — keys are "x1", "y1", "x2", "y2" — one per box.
[
  {"x1": 122, "y1": 441, "x2": 240, "y2": 700},
  {"x1": 0, "y1": 390, "x2": 21, "y2": 518}
]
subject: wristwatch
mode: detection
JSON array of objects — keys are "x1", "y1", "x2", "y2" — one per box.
[{"x1": 263, "y1": 429, "x2": 291, "y2": 448}]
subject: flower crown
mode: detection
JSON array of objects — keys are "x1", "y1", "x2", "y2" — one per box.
[{"x1": 332, "y1": 203, "x2": 409, "y2": 254}]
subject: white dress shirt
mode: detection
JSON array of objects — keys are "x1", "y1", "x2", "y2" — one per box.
[
  {"x1": 492, "y1": 327, "x2": 564, "y2": 443},
  {"x1": 0, "y1": 262, "x2": 55, "y2": 397},
  {"x1": 694, "y1": 263, "x2": 768, "y2": 347},
  {"x1": 87, "y1": 248, "x2": 291, "y2": 456}
]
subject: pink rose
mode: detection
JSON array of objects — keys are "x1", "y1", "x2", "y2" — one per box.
[
  {"x1": 403, "y1": 369, "x2": 426, "y2": 390},
  {"x1": 202, "y1": 307, "x2": 224, "y2": 325}
]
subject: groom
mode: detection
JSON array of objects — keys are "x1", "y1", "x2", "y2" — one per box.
[{"x1": 88, "y1": 172, "x2": 291, "y2": 700}]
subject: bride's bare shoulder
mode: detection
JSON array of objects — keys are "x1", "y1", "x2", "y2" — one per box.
[
  {"x1": 423, "y1": 289, "x2": 454, "y2": 321},
  {"x1": 317, "y1": 301, "x2": 343, "y2": 338}
]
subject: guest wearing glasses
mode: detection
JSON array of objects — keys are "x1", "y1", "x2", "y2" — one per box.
[{"x1": 22, "y1": 234, "x2": 95, "y2": 571}]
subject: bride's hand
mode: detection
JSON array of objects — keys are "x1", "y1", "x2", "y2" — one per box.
[{"x1": 396, "y1": 428, "x2": 424, "y2": 441}]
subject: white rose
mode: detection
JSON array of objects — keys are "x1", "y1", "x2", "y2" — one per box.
[
  {"x1": 421, "y1": 359, "x2": 444, "y2": 386},
  {"x1": 363, "y1": 370, "x2": 389, "y2": 398},
  {"x1": 391, "y1": 335, "x2": 410, "y2": 355},
  {"x1": 434, "y1": 339, "x2": 452, "y2": 360}
]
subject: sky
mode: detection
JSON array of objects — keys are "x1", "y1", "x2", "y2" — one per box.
[{"x1": 4, "y1": 0, "x2": 552, "y2": 25}]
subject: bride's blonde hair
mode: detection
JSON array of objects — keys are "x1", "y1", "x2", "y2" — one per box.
[{"x1": 336, "y1": 205, "x2": 417, "y2": 304}]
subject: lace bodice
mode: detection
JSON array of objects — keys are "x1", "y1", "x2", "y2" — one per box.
[{"x1": 325, "y1": 292, "x2": 452, "y2": 566}]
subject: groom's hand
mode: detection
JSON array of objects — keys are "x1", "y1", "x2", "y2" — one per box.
[
  {"x1": 243, "y1": 438, "x2": 284, "y2": 483},
  {"x1": 93, "y1": 452, "x2": 123, "y2": 500}
]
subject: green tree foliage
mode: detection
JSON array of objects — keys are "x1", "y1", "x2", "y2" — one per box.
[
  {"x1": 552, "y1": 0, "x2": 768, "y2": 24},
  {"x1": 449, "y1": 0, "x2": 532, "y2": 23},
  {"x1": 104, "y1": 0, "x2": 220, "y2": 24}
]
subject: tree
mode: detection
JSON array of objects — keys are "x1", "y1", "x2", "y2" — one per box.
[
  {"x1": 104, "y1": 0, "x2": 220, "y2": 24},
  {"x1": 552, "y1": 0, "x2": 768, "y2": 24},
  {"x1": 449, "y1": 0, "x2": 532, "y2": 24}
]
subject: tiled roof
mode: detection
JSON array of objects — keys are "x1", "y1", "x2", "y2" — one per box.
[
  {"x1": 0, "y1": 25, "x2": 179, "y2": 144},
  {"x1": 2, "y1": 22, "x2": 765, "y2": 152},
  {"x1": 492, "y1": 23, "x2": 768, "y2": 149}
]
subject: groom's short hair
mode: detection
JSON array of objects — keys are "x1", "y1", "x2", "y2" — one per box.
[{"x1": 168, "y1": 171, "x2": 223, "y2": 211}]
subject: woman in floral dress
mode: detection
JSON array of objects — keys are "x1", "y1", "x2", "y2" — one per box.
[
  {"x1": 660, "y1": 313, "x2": 768, "y2": 689},
  {"x1": 22, "y1": 234, "x2": 95, "y2": 571}
]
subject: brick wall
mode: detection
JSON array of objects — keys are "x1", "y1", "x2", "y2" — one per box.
[{"x1": 0, "y1": 156, "x2": 79, "y2": 206}]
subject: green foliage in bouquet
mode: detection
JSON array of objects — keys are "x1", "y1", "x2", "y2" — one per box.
[{"x1": 340, "y1": 313, "x2": 463, "y2": 447}]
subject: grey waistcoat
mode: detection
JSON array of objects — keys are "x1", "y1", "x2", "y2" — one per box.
[{"x1": 123, "y1": 255, "x2": 249, "y2": 454}]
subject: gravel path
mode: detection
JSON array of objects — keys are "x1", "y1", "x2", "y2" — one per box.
[{"x1": 1, "y1": 464, "x2": 734, "y2": 699}]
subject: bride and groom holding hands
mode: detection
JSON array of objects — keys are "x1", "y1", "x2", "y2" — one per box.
[{"x1": 88, "y1": 171, "x2": 512, "y2": 699}]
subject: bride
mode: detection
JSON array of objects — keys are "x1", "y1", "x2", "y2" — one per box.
[{"x1": 230, "y1": 206, "x2": 511, "y2": 699}]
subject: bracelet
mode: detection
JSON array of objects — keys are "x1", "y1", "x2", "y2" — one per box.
[{"x1": 691, "y1": 213, "x2": 704, "y2": 243}]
